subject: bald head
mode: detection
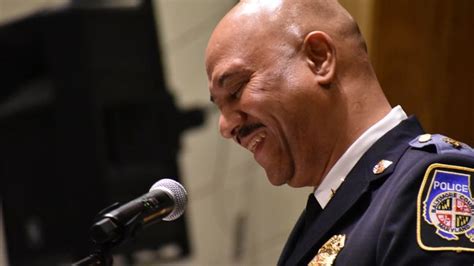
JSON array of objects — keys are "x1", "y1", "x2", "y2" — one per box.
[
  {"x1": 234, "y1": 0, "x2": 364, "y2": 45},
  {"x1": 205, "y1": 0, "x2": 391, "y2": 188},
  {"x1": 206, "y1": 0, "x2": 367, "y2": 76}
]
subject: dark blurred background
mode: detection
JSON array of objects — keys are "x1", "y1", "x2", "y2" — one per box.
[
  {"x1": 0, "y1": 0, "x2": 472, "y2": 265},
  {"x1": 0, "y1": 0, "x2": 205, "y2": 265},
  {"x1": 370, "y1": 0, "x2": 473, "y2": 146}
]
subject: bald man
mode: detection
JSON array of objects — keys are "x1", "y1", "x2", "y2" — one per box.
[{"x1": 206, "y1": 0, "x2": 474, "y2": 265}]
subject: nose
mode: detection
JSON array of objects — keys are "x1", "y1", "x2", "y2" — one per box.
[{"x1": 219, "y1": 110, "x2": 245, "y2": 139}]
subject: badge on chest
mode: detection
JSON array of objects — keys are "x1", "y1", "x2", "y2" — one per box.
[{"x1": 308, "y1": 234, "x2": 346, "y2": 266}]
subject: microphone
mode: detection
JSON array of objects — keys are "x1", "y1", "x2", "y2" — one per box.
[{"x1": 90, "y1": 178, "x2": 187, "y2": 244}]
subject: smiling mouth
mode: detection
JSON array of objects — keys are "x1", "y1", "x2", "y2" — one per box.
[
  {"x1": 247, "y1": 132, "x2": 267, "y2": 153},
  {"x1": 236, "y1": 123, "x2": 264, "y2": 144}
]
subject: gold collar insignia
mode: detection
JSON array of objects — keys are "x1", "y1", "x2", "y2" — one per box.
[{"x1": 308, "y1": 234, "x2": 346, "y2": 266}]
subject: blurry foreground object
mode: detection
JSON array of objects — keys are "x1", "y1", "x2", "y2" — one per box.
[{"x1": 0, "y1": 0, "x2": 204, "y2": 265}]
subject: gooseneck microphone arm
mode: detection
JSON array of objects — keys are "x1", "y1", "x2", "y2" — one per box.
[{"x1": 72, "y1": 179, "x2": 188, "y2": 266}]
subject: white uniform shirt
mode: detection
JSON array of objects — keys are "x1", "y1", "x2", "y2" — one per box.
[{"x1": 314, "y1": 105, "x2": 408, "y2": 209}]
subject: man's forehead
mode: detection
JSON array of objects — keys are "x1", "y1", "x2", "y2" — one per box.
[
  {"x1": 205, "y1": 21, "x2": 254, "y2": 78},
  {"x1": 208, "y1": 58, "x2": 248, "y2": 90},
  {"x1": 205, "y1": 41, "x2": 243, "y2": 82},
  {"x1": 205, "y1": 0, "x2": 289, "y2": 83},
  {"x1": 206, "y1": 14, "x2": 278, "y2": 69}
]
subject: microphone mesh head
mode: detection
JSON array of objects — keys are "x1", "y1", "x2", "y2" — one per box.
[{"x1": 150, "y1": 178, "x2": 187, "y2": 221}]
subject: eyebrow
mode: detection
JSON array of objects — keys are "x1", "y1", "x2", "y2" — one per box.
[{"x1": 209, "y1": 71, "x2": 241, "y2": 103}]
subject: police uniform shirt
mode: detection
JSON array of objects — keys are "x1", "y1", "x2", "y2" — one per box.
[
  {"x1": 314, "y1": 105, "x2": 408, "y2": 209},
  {"x1": 279, "y1": 107, "x2": 474, "y2": 266}
]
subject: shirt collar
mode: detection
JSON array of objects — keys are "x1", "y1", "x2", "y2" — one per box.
[{"x1": 314, "y1": 105, "x2": 408, "y2": 208}]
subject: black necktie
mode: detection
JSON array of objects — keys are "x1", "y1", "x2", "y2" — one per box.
[
  {"x1": 304, "y1": 193, "x2": 322, "y2": 232},
  {"x1": 284, "y1": 194, "x2": 324, "y2": 263}
]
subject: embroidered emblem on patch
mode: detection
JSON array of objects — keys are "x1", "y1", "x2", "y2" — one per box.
[{"x1": 417, "y1": 163, "x2": 474, "y2": 252}]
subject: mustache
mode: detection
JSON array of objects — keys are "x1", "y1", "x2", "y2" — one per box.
[{"x1": 236, "y1": 123, "x2": 264, "y2": 144}]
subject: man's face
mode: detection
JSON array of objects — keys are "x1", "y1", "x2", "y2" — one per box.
[{"x1": 206, "y1": 17, "x2": 340, "y2": 188}]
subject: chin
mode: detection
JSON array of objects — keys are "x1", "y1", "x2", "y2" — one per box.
[
  {"x1": 267, "y1": 177, "x2": 287, "y2": 186},
  {"x1": 264, "y1": 164, "x2": 298, "y2": 187},
  {"x1": 285, "y1": 172, "x2": 316, "y2": 188},
  {"x1": 285, "y1": 178, "x2": 307, "y2": 188},
  {"x1": 265, "y1": 169, "x2": 289, "y2": 186}
]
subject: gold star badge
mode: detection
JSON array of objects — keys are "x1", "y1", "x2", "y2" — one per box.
[
  {"x1": 308, "y1": 234, "x2": 346, "y2": 266},
  {"x1": 373, "y1": 160, "x2": 393, "y2": 175}
]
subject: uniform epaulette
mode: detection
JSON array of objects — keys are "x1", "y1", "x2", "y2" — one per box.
[{"x1": 409, "y1": 134, "x2": 474, "y2": 156}]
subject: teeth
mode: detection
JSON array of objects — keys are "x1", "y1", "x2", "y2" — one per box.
[{"x1": 247, "y1": 132, "x2": 267, "y2": 152}]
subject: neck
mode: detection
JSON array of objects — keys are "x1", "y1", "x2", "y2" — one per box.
[{"x1": 319, "y1": 75, "x2": 391, "y2": 182}]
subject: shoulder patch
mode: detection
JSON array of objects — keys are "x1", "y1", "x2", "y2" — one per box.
[
  {"x1": 410, "y1": 134, "x2": 474, "y2": 156},
  {"x1": 417, "y1": 163, "x2": 474, "y2": 252}
]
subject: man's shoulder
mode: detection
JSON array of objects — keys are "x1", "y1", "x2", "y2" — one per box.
[
  {"x1": 397, "y1": 133, "x2": 474, "y2": 176},
  {"x1": 394, "y1": 134, "x2": 474, "y2": 254},
  {"x1": 379, "y1": 133, "x2": 474, "y2": 200},
  {"x1": 408, "y1": 133, "x2": 474, "y2": 157}
]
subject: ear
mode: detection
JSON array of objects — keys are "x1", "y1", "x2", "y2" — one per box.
[{"x1": 303, "y1": 31, "x2": 336, "y2": 86}]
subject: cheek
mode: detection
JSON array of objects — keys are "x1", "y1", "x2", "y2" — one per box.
[
  {"x1": 240, "y1": 84, "x2": 281, "y2": 118},
  {"x1": 241, "y1": 71, "x2": 315, "y2": 140}
]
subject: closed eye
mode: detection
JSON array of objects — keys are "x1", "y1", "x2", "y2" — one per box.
[
  {"x1": 230, "y1": 85, "x2": 243, "y2": 100},
  {"x1": 229, "y1": 79, "x2": 249, "y2": 100}
]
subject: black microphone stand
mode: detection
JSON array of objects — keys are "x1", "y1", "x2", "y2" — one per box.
[
  {"x1": 72, "y1": 247, "x2": 113, "y2": 266},
  {"x1": 72, "y1": 203, "x2": 144, "y2": 266}
]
